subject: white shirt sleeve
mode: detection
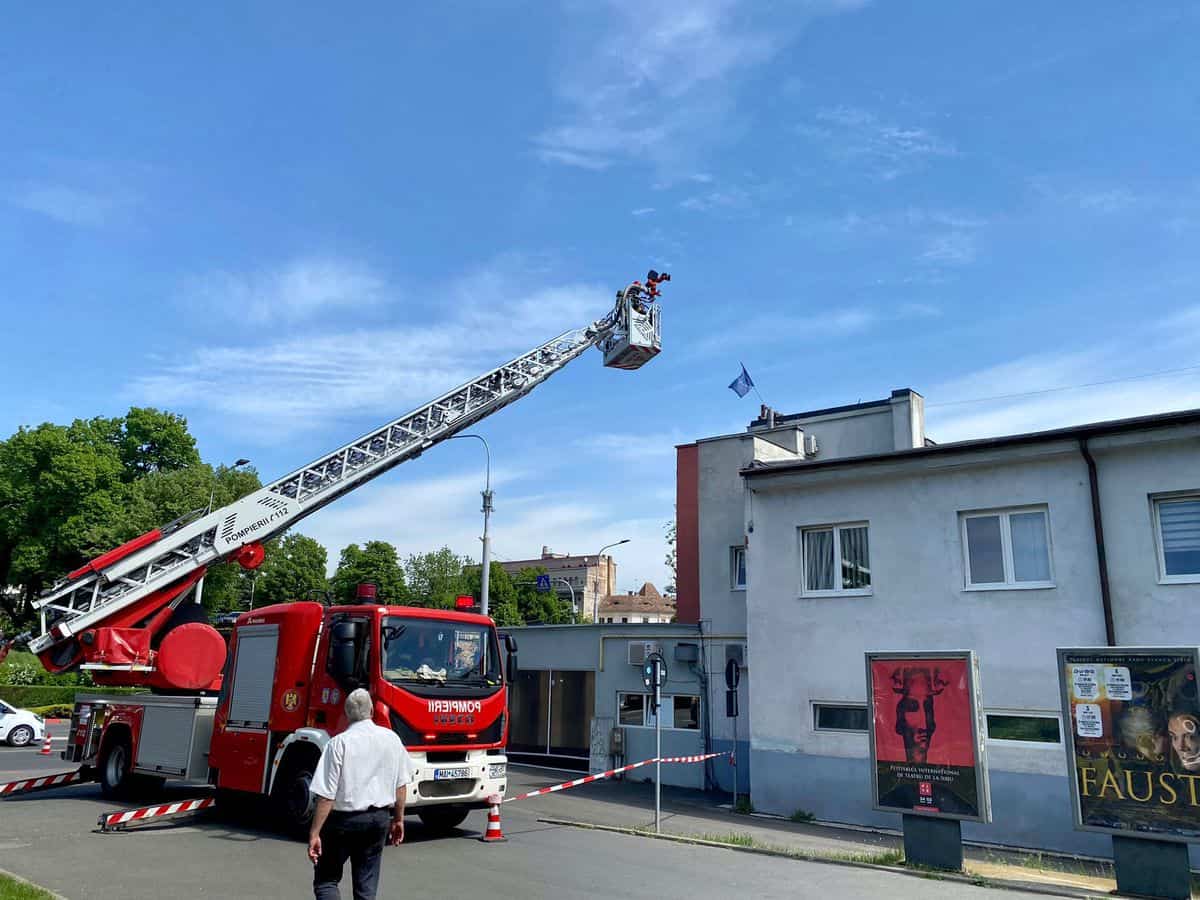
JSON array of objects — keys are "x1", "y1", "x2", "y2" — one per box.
[
  {"x1": 310, "y1": 738, "x2": 343, "y2": 801},
  {"x1": 395, "y1": 742, "x2": 416, "y2": 791}
]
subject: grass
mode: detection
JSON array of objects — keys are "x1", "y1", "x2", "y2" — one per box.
[
  {"x1": 0, "y1": 872, "x2": 54, "y2": 900},
  {"x1": 733, "y1": 796, "x2": 754, "y2": 815},
  {"x1": 789, "y1": 807, "x2": 816, "y2": 824},
  {"x1": 673, "y1": 830, "x2": 905, "y2": 869}
]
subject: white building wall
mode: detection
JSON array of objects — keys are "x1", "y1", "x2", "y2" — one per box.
[{"x1": 744, "y1": 426, "x2": 1200, "y2": 859}]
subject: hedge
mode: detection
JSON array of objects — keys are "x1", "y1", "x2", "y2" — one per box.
[{"x1": 0, "y1": 685, "x2": 147, "y2": 709}]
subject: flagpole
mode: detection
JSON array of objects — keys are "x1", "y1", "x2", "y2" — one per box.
[{"x1": 740, "y1": 361, "x2": 767, "y2": 406}]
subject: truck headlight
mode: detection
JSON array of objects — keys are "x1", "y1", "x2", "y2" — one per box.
[{"x1": 488, "y1": 763, "x2": 506, "y2": 779}]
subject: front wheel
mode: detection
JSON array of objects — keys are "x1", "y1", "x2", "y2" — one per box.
[
  {"x1": 271, "y1": 756, "x2": 317, "y2": 837},
  {"x1": 417, "y1": 805, "x2": 470, "y2": 834},
  {"x1": 99, "y1": 735, "x2": 135, "y2": 799},
  {"x1": 6, "y1": 725, "x2": 35, "y2": 748}
]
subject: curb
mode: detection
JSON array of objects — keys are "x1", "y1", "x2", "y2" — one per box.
[
  {"x1": 0, "y1": 865, "x2": 69, "y2": 900},
  {"x1": 537, "y1": 818, "x2": 1111, "y2": 900}
]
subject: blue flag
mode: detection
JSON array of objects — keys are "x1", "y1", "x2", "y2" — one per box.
[{"x1": 728, "y1": 364, "x2": 754, "y2": 398}]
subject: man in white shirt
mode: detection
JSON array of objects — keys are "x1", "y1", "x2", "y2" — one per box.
[{"x1": 308, "y1": 688, "x2": 415, "y2": 900}]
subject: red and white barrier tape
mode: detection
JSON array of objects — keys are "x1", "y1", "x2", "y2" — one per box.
[
  {"x1": 0, "y1": 770, "x2": 83, "y2": 796},
  {"x1": 99, "y1": 796, "x2": 215, "y2": 832},
  {"x1": 505, "y1": 751, "x2": 727, "y2": 803}
]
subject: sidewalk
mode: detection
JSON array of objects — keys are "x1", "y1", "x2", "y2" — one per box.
[{"x1": 506, "y1": 766, "x2": 1155, "y2": 898}]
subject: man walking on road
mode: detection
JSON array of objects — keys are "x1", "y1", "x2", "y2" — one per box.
[{"x1": 308, "y1": 688, "x2": 415, "y2": 900}]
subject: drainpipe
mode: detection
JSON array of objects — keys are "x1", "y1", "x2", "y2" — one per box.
[{"x1": 1079, "y1": 438, "x2": 1116, "y2": 646}]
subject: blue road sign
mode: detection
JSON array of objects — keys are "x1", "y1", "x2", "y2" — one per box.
[{"x1": 535, "y1": 574, "x2": 551, "y2": 592}]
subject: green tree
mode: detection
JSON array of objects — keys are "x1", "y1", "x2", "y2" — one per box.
[
  {"x1": 404, "y1": 547, "x2": 471, "y2": 608},
  {"x1": 459, "y1": 562, "x2": 521, "y2": 626},
  {"x1": 253, "y1": 533, "x2": 329, "y2": 607},
  {"x1": 664, "y1": 518, "x2": 677, "y2": 594},
  {"x1": 0, "y1": 408, "x2": 209, "y2": 624},
  {"x1": 331, "y1": 541, "x2": 407, "y2": 604},
  {"x1": 513, "y1": 566, "x2": 574, "y2": 624}
]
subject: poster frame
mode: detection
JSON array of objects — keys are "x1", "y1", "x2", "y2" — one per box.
[
  {"x1": 1056, "y1": 644, "x2": 1200, "y2": 843},
  {"x1": 865, "y1": 649, "x2": 991, "y2": 824}
]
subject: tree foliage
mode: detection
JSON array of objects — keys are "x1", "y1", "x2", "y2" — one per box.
[
  {"x1": 331, "y1": 541, "x2": 407, "y2": 605},
  {"x1": 664, "y1": 518, "x2": 677, "y2": 595},
  {"x1": 253, "y1": 533, "x2": 329, "y2": 607},
  {"x1": 0, "y1": 408, "x2": 216, "y2": 624},
  {"x1": 403, "y1": 547, "x2": 472, "y2": 608},
  {"x1": 459, "y1": 562, "x2": 521, "y2": 626}
]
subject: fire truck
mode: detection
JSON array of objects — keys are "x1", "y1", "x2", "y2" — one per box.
[{"x1": 7, "y1": 271, "x2": 666, "y2": 834}]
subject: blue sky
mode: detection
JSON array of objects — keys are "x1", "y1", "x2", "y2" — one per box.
[{"x1": 3, "y1": 2, "x2": 1199, "y2": 591}]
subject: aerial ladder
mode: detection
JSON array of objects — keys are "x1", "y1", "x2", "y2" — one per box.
[{"x1": 16, "y1": 271, "x2": 668, "y2": 691}]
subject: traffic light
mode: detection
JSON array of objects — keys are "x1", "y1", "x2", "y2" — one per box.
[{"x1": 643, "y1": 653, "x2": 665, "y2": 712}]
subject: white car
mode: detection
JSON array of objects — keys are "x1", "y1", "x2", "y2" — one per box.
[{"x1": 0, "y1": 699, "x2": 45, "y2": 748}]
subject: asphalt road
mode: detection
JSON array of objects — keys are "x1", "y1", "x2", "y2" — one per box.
[{"x1": 0, "y1": 748, "x2": 1063, "y2": 900}]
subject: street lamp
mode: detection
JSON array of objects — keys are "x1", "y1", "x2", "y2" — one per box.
[
  {"x1": 593, "y1": 538, "x2": 631, "y2": 623},
  {"x1": 448, "y1": 434, "x2": 493, "y2": 618},
  {"x1": 208, "y1": 457, "x2": 252, "y2": 514}
]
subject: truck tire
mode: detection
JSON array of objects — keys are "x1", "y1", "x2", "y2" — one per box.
[
  {"x1": 272, "y1": 755, "x2": 318, "y2": 837},
  {"x1": 6, "y1": 724, "x2": 35, "y2": 747},
  {"x1": 417, "y1": 805, "x2": 470, "y2": 834},
  {"x1": 99, "y1": 734, "x2": 135, "y2": 800}
]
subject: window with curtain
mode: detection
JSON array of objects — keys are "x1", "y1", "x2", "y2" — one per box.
[
  {"x1": 961, "y1": 506, "x2": 1053, "y2": 588},
  {"x1": 731, "y1": 546, "x2": 747, "y2": 590},
  {"x1": 1155, "y1": 494, "x2": 1200, "y2": 580},
  {"x1": 801, "y1": 523, "x2": 870, "y2": 595}
]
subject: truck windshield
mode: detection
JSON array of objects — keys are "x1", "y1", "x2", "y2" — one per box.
[{"x1": 381, "y1": 617, "x2": 500, "y2": 687}]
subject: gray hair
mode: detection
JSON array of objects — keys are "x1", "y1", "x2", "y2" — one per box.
[{"x1": 345, "y1": 688, "x2": 374, "y2": 723}]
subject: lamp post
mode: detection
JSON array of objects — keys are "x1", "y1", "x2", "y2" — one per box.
[
  {"x1": 207, "y1": 457, "x2": 252, "y2": 514},
  {"x1": 448, "y1": 434, "x2": 492, "y2": 617},
  {"x1": 593, "y1": 539, "x2": 630, "y2": 623}
]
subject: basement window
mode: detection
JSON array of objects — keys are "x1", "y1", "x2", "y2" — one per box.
[
  {"x1": 986, "y1": 714, "x2": 1061, "y2": 744},
  {"x1": 813, "y1": 703, "x2": 868, "y2": 733}
]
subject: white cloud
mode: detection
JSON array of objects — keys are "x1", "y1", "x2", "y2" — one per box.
[
  {"x1": 574, "y1": 431, "x2": 684, "y2": 461},
  {"x1": 632, "y1": 207, "x2": 656, "y2": 216},
  {"x1": 300, "y1": 469, "x2": 673, "y2": 593},
  {"x1": 183, "y1": 258, "x2": 388, "y2": 323},
  {"x1": 1028, "y1": 178, "x2": 1140, "y2": 214},
  {"x1": 130, "y1": 258, "x2": 607, "y2": 434},
  {"x1": 536, "y1": 0, "x2": 866, "y2": 173},
  {"x1": 926, "y1": 308, "x2": 1200, "y2": 441},
  {"x1": 11, "y1": 183, "x2": 131, "y2": 227},
  {"x1": 798, "y1": 106, "x2": 957, "y2": 179},
  {"x1": 920, "y1": 232, "x2": 977, "y2": 266}
]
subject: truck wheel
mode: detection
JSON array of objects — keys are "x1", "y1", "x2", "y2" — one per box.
[
  {"x1": 272, "y1": 756, "x2": 317, "y2": 836},
  {"x1": 6, "y1": 725, "x2": 35, "y2": 747},
  {"x1": 417, "y1": 806, "x2": 470, "y2": 834},
  {"x1": 99, "y1": 734, "x2": 135, "y2": 800}
]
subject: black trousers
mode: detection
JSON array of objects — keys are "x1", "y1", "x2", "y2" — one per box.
[{"x1": 313, "y1": 807, "x2": 392, "y2": 900}]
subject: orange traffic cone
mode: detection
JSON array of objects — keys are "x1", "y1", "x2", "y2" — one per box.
[
  {"x1": 479, "y1": 794, "x2": 506, "y2": 843},
  {"x1": 38, "y1": 730, "x2": 52, "y2": 756}
]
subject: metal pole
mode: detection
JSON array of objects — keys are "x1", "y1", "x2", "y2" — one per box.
[
  {"x1": 448, "y1": 434, "x2": 492, "y2": 618},
  {"x1": 655, "y1": 675, "x2": 662, "y2": 833},
  {"x1": 592, "y1": 539, "x2": 630, "y2": 624},
  {"x1": 555, "y1": 578, "x2": 576, "y2": 616},
  {"x1": 248, "y1": 574, "x2": 257, "y2": 611},
  {"x1": 733, "y1": 699, "x2": 739, "y2": 810}
]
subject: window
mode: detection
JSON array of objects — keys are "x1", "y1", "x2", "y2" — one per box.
[
  {"x1": 731, "y1": 546, "x2": 747, "y2": 590},
  {"x1": 1154, "y1": 494, "x2": 1200, "y2": 582},
  {"x1": 961, "y1": 507, "x2": 1053, "y2": 589},
  {"x1": 618, "y1": 693, "x2": 645, "y2": 726},
  {"x1": 617, "y1": 693, "x2": 701, "y2": 730},
  {"x1": 986, "y1": 714, "x2": 1061, "y2": 744},
  {"x1": 801, "y1": 523, "x2": 870, "y2": 595},
  {"x1": 813, "y1": 703, "x2": 868, "y2": 733}
]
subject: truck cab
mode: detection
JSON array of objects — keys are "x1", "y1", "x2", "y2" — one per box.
[{"x1": 209, "y1": 600, "x2": 515, "y2": 834}]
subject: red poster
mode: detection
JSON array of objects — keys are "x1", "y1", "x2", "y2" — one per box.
[{"x1": 868, "y1": 654, "x2": 987, "y2": 820}]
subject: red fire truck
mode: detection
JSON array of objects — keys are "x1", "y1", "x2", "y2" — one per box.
[{"x1": 8, "y1": 271, "x2": 665, "y2": 833}]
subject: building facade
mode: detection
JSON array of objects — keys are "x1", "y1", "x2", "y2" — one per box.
[
  {"x1": 497, "y1": 546, "x2": 617, "y2": 622},
  {"x1": 598, "y1": 583, "x2": 677, "y2": 624},
  {"x1": 679, "y1": 394, "x2": 1200, "y2": 861},
  {"x1": 674, "y1": 390, "x2": 930, "y2": 796}
]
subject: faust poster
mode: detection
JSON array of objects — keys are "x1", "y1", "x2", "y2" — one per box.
[
  {"x1": 866, "y1": 651, "x2": 990, "y2": 822},
  {"x1": 1058, "y1": 647, "x2": 1200, "y2": 841}
]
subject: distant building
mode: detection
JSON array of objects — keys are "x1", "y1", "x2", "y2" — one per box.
[
  {"x1": 598, "y1": 583, "x2": 676, "y2": 624},
  {"x1": 497, "y1": 546, "x2": 617, "y2": 622}
]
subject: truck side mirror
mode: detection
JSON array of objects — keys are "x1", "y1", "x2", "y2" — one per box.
[
  {"x1": 503, "y1": 634, "x2": 518, "y2": 683},
  {"x1": 329, "y1": 620, "x2": 365, "y2": 688}
]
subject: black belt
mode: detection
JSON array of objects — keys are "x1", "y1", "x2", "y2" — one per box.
[{"x1": 330, "y1": 805, "x2": 395, "y2": 818}]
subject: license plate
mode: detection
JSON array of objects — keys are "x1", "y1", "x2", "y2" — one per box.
[{"x1": 434, "y1": 767, "x2": 470, "y2": 780}]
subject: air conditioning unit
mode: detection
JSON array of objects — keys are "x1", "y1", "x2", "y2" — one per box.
[
  {"x1": 628, "y1": 641, "x2": 661, "y2": 666},
  {"x1": 804, "y1": 434, "x2": 819, "y2": 457}
]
